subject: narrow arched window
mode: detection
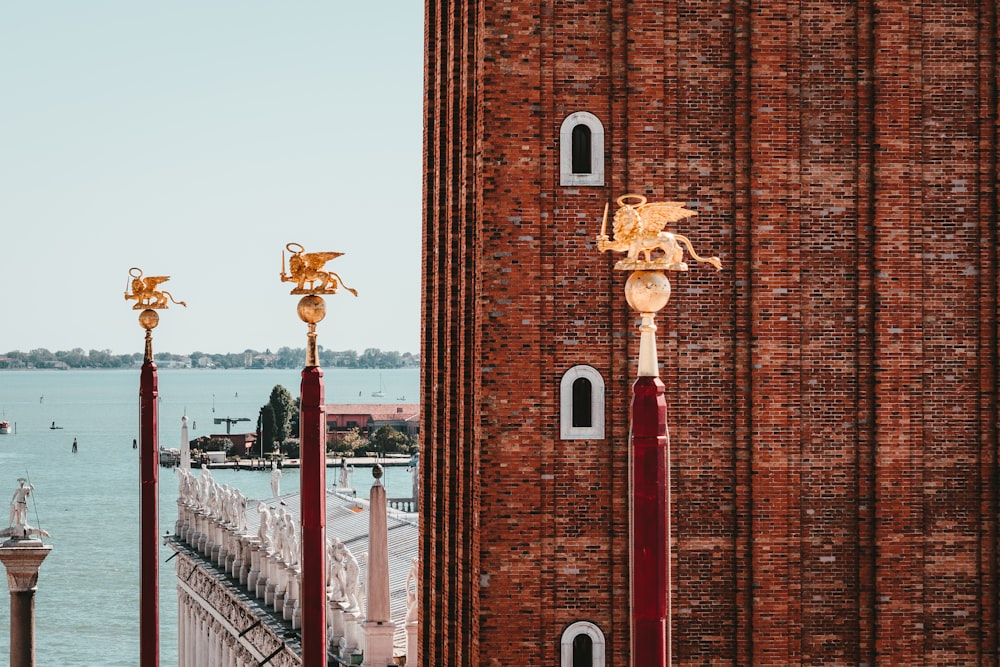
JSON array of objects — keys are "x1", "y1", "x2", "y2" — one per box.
[
  {"x1": 560, "y1": 112, "x2": 605, "y2": 186},
  {"x1": 572, "y1": 377, "x2": 592, "y2": 427},
  {"x1": 561, "y1": 621, "x2": 606, "y2": 667},
  {"x1": 571, "y1": 125, "x2": 592, "y2": 174},
  {"x1": 573, "y1": 633, "x2": 593, "y2": 667},
  {"x1": 560, "y1": 366, "x2": 605, "y2": 440}
]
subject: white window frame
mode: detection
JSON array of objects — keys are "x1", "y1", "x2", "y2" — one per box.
[
  {"x1": 560, "y1": 112, "x2": 605, "y2": 186},
  {"x1": 560, "y1": 620, "x2": 607, "y2": 667},
  {"x1": 560, "y1": 365, "x2": 605, "y2": 440}
]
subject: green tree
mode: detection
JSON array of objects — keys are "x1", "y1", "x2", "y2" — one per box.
[
  {"x1": 260, "y1": 404, "x2": 276, "y2": 455},
  {"x1": 329, "y1": 427, "x2": 369, "y2": 456},
  {"x1": 268, "y1": 385, "x2": 294, "y2": 446},
  {"x1": 371, "y1": 425, "x2": 409, "y2": 455},
  {"x1": 289, "y1": 397, "x2": 300, "y2": 439}
]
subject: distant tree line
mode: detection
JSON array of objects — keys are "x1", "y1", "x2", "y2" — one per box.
[{"x1": 0, "y1": 347, "x2": 418, "y2": 370}]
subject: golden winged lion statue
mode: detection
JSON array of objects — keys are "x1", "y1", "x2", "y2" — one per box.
[
  {"x1": 281, "y1": 242, "x2": 359, "y2": 296},
  {"x1": 597, "y1": 194, "x2": 722, "y2": 272},
  {"x1": 124, "y1": 268, "x2": 187, "y2": 310}
]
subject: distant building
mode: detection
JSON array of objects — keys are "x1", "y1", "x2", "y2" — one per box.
[
  {"x1": 325, "y1": 404, "x2": 419, "y2": 440},
  {"x1": 207, "y1": 433, "x2": 258, "y2": 457},
  {"x1": 0, "y1": 357, "x2": 26, "y2": 369}
]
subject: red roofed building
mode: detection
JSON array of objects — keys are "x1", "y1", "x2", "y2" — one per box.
[{"x1": 324, "y1": 404, "x2": 420, "y2": 441}]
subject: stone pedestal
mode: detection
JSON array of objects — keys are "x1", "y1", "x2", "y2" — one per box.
[
  {"x1": 247, "y1": 544, "x2": 262, "y2": 592},
  {"x1": 256, "y1": 552, "x2": 272, "y2": 601},
  {"x1": 283, "y1": 569, "x2": 299, "y2": 623},
  {"x1": 340, "y1": 608, "x2": 361, "y2": 658},
  {"x1": 0, "y1": 538, "x2": 52, "y2": 667},
  {"x1": 361, "y1": 621, "x2": 396, "y2": 667},
  {"x1": 329, "y1": 601, "x2": 346, "y2": 646},
  {"x1": 405, "y1": 620, "x2": 418, "y2": 667},
  {"x1": 272, "y1": 563, "x2": 288, "y2": 614}
]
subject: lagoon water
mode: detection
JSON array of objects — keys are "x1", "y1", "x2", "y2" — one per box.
[{"x1": 0, "y1": 367, "x2": 418, "y2": 666}]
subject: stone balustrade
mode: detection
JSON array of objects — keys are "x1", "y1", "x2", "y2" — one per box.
[{"x1": 173, "y1": 487, "x2": 371, "y2": 666}]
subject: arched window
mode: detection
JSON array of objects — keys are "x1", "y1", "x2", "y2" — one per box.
[
  {"x1": 573, "y1": 633, "x2": 593, "y2": 667},
  {"x1": 571, "y1": 124, "x2": 592, "y2": 174},
  {"x1": 560, "y1": 365, "x2": 605, "y2": 440},
  {"x1": 561, "y1": 621, "x2": 606, "y2": 667},
  {"x1": 572, "y1": 377, "x2": 592, "y2": 428},
  {"x1": 560, "y1": 112, "x2": 605, "y2": 186}
]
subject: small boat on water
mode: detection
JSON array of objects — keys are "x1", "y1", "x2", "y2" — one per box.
[
  {"x1": 371, "y1": 374, "x2": 386, "y2": 398},
  {"x1": 0, "y1": 420, "x2": 12, "y2": 434}
]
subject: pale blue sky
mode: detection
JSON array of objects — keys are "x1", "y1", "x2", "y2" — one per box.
[{"x1": 0, "y1": 3, "x2": 424, "y2": 355}]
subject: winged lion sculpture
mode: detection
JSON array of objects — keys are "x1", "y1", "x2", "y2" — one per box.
[
  {"x1": 124, "y1": 268, "x2": 187, "y2": 310},
  {"x1": 597, "y1": 194, "x2": 722, "y2": 272},
  {"x1": 281, "y1": 242, "x2": 358, "y2": 296}
]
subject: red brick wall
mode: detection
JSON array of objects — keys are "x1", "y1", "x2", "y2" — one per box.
[{"x1": 422, "y1": 0, "x2": 999, "y2": 664}]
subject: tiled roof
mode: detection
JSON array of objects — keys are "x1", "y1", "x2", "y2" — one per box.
[{"x1": 324, "y1": 404, "x2": 419, "y2": 422}]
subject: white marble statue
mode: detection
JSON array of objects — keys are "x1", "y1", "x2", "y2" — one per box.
[
  {"x1": 199, "y1": 470, "x2": 214, "y2": 512},
  {"x1": 357, "y1": 551, "x2": 368, "y2": 615},
  {"x1": 338, "y1": 459, "x2": 353, "y2": 489},
  {"x1": 221, "y1": 484, "x2": 233, "y2": 524},
  {"x1": 270, "y1": 462, "x2": 281, "y2": 497},
  {"x1": 272, "y1": 508, "x2": 287, "y2": 559},
  {"x1": 405, "y1": 557, "x2": 419, "y2": 623},
  {"x1": 257, "y1": 502, "x2": 273, "y2": 551},
  {"x1": 236, "y1": 492, "x2": 248, "y2": 533},
  {"x1": 342, "y1": 544, "x2": 361, "y2": 612},
  {"x1": 8, "y1": 479, "x2": 33, "y2": 528},
  {"x1": 176, "y1": 468, "x2": 193, "y2": 504},
  {"x1": 280, "y1": 510, "x2": 298, "y2": 565},
  {"x1": 327, "y1": 537, "x2": 347, "y2": 602}
]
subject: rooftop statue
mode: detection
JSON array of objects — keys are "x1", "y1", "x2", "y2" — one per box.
[
  {"x1": 270, "y1": 462, "x2": 281, "y2": 497},
  {"x1": 257, "y1": 502, "x2": 273, "y2": 552},
  {"x1": 1, "y1": 479, "x2": 49, "y2": 540},
  {"x1": 124, "y1": 267, "x2": 187, "y2": 310},
  {"x1": 281, "y1": 242, "x2": 359, "y2": 296},
  {"x1": 326, "y1": 536, "x2": 347, "y2": 602},
  {"x1": 597, "y1": 194, "x2": 722, "y2": 272},
  {"x1": 338, "y1": 459, "x2": 354, "y2": 489},
  {"x1": 405, "y1": 557, "x2": 419, "y2": 623}
]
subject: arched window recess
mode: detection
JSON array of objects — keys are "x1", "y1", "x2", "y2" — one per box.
[
  {"x1": 560, "y1": 112, "x2": 605, "y2": 186},
  {"x1": 560, "y1": 365, "x2": 605, "y2": 440}
]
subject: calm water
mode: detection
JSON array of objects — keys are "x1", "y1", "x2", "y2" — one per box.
[{"x1": 0, "y1": 367, "x2": 418, "y2": 666}]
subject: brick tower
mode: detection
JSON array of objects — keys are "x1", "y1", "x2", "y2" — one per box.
[{"x1": 421, "y1": 1, "x2": 999, "y2": 665}]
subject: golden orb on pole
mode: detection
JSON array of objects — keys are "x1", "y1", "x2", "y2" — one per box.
[
  {"x1": 138, "y1": 309, "x2": 160, "y2": 331},
  {"x1": 625, "y1": 270, "x2": 672, "y2": 315},
  {"x1": 297, "y1": 295, "x2": 327, "y2": 325}
]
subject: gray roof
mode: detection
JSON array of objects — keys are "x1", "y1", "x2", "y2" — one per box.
[{"x1": 247, "y1": 487, "x2": 419, "y2": 651}]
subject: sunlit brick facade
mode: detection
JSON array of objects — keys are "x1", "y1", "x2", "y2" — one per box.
[{"x1": 420, "y1": 1, "x2": 999, "y2": 664}]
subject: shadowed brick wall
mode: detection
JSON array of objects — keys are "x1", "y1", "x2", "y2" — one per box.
[{"x1": 421, "y1": 0, "x2": 999, "y2": 664}]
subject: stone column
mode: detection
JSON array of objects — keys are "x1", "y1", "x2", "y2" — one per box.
[
  {"x1": 177, "y1": 597, "x2": 186, "y2": 666},
  {"x1": 0, "y1": 538, "x2": 52, "y2": 667},
  {"x1": 362, "y1": 468, "x2": 395, "y2": 667}
]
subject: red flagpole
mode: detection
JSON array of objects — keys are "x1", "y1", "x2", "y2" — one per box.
[
  {"x1": 300, "y1": 365, "x2": 327, "y2": 664},
  {"x1": 139, "y1": 340, "x2": 159, "y2": 667},
  {"x1": 631, "y1": 374, "x2": 670, "y2": 666}
]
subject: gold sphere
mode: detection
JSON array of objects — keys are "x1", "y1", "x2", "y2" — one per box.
[
  {"x1": 297, "y1": 295, "x2": 327, "y2": 324},
  {"x1": 138, "y1": 309, "x2": 159, "y2": 331},
  {"x1": 625, "y1": 270, "x2": 671, "y2": 313}
]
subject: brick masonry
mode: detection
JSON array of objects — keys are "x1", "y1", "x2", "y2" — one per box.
[{"x1": 422, "y1": 0, "x2": 999, "y2": 664}]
